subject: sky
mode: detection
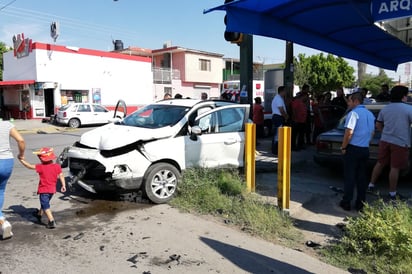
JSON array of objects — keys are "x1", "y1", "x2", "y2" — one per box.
[{"x1": 0, "y1": 0, "x2": 409, "y2": 84}]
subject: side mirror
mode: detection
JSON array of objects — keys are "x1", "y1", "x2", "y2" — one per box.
[
  {"x1": 108, "y1": 117, "x2": 123, "y2": 124},
  {"x1": 190, "y1": 126, "x2": 202, "y2": 141}
]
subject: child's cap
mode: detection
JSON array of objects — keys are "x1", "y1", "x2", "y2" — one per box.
[{"x1": 33, "y1": 147, "x2": 56, "y2": 162}]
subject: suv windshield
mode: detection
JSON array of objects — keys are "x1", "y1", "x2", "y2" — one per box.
[
  {"x1": 122, "y1": 104, "x2": 190, "y2": 128},
  {"x1": 59, "y1": 104, "x2": 72, "y2": 111}
]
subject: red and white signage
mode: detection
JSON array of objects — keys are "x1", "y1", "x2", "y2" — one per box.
[{"x1": 12, "y1": 33, "x2": 32, "y2": 59}]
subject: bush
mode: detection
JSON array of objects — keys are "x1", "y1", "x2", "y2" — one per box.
[
  {"x1": 216, "y1": 171, "x2": 244, "y2": 196},
  {"x1": 171, "y1": 168, "x2": 242, "y2": 214},
  {"x1": 342, "y1": 200, "x2": 412, "y2": 261},
  {"x1": 324, "y1": 199, "x2": 412, "y2": 273},
  {"x1": 171, "y1": 168, "x2": 302, "y2": 245}
]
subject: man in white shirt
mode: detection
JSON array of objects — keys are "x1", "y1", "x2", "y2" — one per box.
[{"x1": 271, "y1": 86, "x2": 289, "y2": 154}]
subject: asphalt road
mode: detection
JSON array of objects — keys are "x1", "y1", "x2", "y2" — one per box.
[{"x1": 0, "y1": 126, "x2": 350, "y2": 273}]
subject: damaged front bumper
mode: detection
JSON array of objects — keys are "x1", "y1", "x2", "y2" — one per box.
[{"x1": 67, "y1": 146, "x2": 149, "y2": 193}]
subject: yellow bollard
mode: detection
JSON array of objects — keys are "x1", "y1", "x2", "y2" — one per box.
[
  {"x1": 277, "y1": 126, "x2": 291, "y2": 210},
  {"x1": 245, "y1": 123, "x2": 256, "y2": 192}
]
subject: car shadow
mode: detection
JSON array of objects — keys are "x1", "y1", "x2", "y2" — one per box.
[{"x1": 200, "y1": 237, "x2": 313, "y2": 273}]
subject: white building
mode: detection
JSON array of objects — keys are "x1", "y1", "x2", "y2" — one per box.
[{"x1": 0, "y1": 42, "x2": 153, "y2": 119}]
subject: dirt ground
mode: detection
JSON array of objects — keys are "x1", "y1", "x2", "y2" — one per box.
[
  {"x1": 0, "y1": 131, "x2": 353, "y2": 273},
  {"x1": 2, "y1": 115, "x2": 408, "y2": 273},
  {"x1": 1, "y1": 175, "x2": 349, "y2": 274}
]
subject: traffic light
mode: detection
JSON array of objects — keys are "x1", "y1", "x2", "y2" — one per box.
[{"x1": 224, "y1": 0, "x2": 243, "y2": 44}]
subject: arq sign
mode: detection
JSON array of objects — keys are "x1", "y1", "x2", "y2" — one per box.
[{"x1": 372, "y1": 0, "x2": 412, "y2": 21}]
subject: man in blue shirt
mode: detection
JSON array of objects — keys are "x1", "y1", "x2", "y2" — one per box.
[{"x1": 339, "y1": 92, "x2": 375, "y2": 211}]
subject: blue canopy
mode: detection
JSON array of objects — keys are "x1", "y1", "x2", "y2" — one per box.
[{"x1": 204, "y1": 0, "x2": 412, "y2": 71}]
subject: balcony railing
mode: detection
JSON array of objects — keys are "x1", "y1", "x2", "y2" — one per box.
[{"x1": 153, "y1": 68, "x2": 181, "y2": 84}]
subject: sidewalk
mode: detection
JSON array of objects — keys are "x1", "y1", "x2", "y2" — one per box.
[
  {"x1": 8, "y1": 118, "x2": 69, "y2": 134},
  {"x1": 255, "y1": 135, "x2": 412, "y2": 259},
  {"x1": 254, "y1": 137, "x2": 325, "y2": 214}
]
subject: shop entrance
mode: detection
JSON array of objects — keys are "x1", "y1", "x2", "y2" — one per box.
[{"x1": 44, "y1": 88, "x2": 55, "y2": 117}]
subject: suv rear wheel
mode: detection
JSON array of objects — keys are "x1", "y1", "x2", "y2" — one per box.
[{"x1": 142, "y1": 163, "x2": 180, "y2": 204}]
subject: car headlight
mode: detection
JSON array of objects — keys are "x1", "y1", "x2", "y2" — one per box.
[{"x1": 112, "y1": 165, "x2": 132, "y2": 179}]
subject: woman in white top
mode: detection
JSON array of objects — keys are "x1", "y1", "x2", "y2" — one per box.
[{"x1": 0, "y1": 120, "x2": 25, "y2": 239}]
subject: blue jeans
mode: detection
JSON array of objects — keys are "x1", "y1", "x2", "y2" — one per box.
[
  {"x1": 342, "y1": 145, "x2": 369, "y2": 206},
  {"x1": 271, "y1": 114, "x2": 284, "y2": 154},
  {"x1": 0, "y1": 158, "x2": 14, "y2": 219},
  {"x1": 40, "y1": 193, "x2": 54, "y2": 210}
]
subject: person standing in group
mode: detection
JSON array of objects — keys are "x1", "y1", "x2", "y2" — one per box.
[
  {"x1": 360, "y1": 87, "x2": 374, "y2": 104},
  {"x1": 0, "y1": 120, "x2": 25, "y2": 240},
  {"x1": 339, "y1": 91, "x2": 375, "y2": 211},
  {"x1": 19, "y1": 147, "x2": 66, "y2": 229},
  {"x1": 253, "y1": 97, "x2": 265, "y2": 139},
  {"x1": 300, "y1": 84, "x2": 313, "y2": 145},
  {"x1": 331, "y1": 87, "x2": 348, "y2": 118},
  {"x1": 290, "y1": 92, "x2": 308, "y2": 151},
  {"x1": 375, "y1": 84, "x2": 391, "y2": 102},
  {"x1": 201, "y1": 92, "x2": 208, "y2": 100},
  {"x1": 367, "y1": 85, "x2": 412, "y2": 200},
  {"x1": 312, "y1": 94, "x2": 326, "y2": 143},
  {"x1": 271, "y1": 86, "x2": 289, "y2": 155},
  {"x1": 331, "y1": 87, "x2": 348, "y2": 110},
  {"x1": 322, "y1": 92, "x2": 332, "y2": 105}
]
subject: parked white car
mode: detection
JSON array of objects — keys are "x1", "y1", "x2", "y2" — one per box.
[
  {"x1": 66, "y1": 99, "x2": 250, "y2": 203},
  {"x1": 56, "y1": 103, "x2": 123, "y2": 128}
]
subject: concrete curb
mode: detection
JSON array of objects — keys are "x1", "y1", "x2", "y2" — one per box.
[
  {"x1": 17, "y1": 126, "x2": 77, "y2": 134},
  {"x1": 8, "y1": 120, "x2": 77, "y2": 134}
]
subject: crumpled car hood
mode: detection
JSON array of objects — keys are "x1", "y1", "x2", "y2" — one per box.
[{"x1": 79, "y1": 123, "x2": 175, "y2": 150}]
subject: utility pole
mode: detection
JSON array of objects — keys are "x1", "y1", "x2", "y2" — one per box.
[
  {"x1": 284, "y1": 41, "x2": 294, "y2": 101},
  {"x1": 239, "y1": 34, "x2": 253, "y2": 116}
]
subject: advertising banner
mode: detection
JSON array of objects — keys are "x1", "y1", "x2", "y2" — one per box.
[{"x1": 372, "y1": 0, "x2": 412, "y2": 21}]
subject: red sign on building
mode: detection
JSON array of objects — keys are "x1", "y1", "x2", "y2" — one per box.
[{"x1": 12, "y1": 33, "x2": 32, "y2": 59}]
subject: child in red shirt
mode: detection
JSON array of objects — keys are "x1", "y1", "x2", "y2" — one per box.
[{"x1": 20, "y1": 147, "x2": 66, "y2": 229}]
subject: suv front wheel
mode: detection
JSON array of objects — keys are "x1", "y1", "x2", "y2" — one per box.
[{"x1": 143, "y1": 163, "x2": 181, "y2": 204}]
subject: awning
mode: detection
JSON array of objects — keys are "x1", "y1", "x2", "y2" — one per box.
[
  {"x1": 204, "y1": 0, "x2": 412, "y2": 71},
  {"x1": 0, "y1": 80, "x2": 35, "y2": 86}
]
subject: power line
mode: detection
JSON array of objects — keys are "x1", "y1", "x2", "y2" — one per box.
[
  {"x1": 0, "y1": 6, "x2": 141, "y2": 42},
  {"x1": 0, "y1": 0, "x2": 17, "y2": 11}
]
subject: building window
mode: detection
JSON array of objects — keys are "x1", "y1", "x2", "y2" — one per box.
[
  {"x1": 199, "y1": 59, "x2": 211, "y2": 71},
  {"x1": 164, "y1": 87, "x2": 172, "y2": 95}
]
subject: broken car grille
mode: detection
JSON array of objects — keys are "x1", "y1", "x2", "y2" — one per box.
[{"x1": 69, "y1": 158, "x2": 108, "y2": 180}]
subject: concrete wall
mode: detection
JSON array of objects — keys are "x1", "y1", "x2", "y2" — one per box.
[{"x1": 184, "y1": 53, "x2": 222, "y2": 84}]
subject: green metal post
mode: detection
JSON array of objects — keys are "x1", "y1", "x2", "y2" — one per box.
[{"x1": 240, "y1": 34, "x2": 253, "y2": 116}]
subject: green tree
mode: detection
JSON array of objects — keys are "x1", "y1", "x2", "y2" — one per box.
[
  {"x1": 0, "y1": 42, "x2": 13, "y2": 81},
  {"x1": 359, "y1": 70, "x2": 394, "y2": 97},
  {"x1": 294, "y1": 53, "x2": 355, "y2": 96}
]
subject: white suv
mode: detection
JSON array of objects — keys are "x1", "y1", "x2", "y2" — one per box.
[{"x1": 67, "y1": 99, "x2": 250, "y2": 203}]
